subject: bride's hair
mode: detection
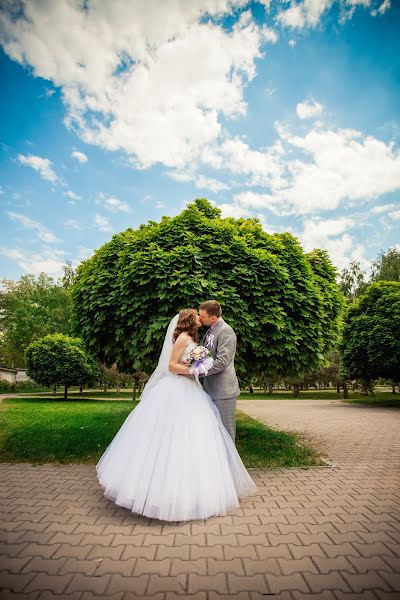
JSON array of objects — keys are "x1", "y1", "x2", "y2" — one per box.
[{"x1": 172, "y1": 308, "x2": 199, "y2": 343}]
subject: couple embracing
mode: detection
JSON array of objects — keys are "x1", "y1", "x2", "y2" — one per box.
[{"x1": 96, "y1": 300, "x2": 257, "y2": 522}]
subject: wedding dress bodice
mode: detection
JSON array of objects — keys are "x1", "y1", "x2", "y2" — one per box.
[{"x1": 180, "y1": 340, "x2": 197, "y2": 363}]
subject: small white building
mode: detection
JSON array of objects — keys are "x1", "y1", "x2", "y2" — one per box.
[{"x1": 0, "y1": 367, "x2": 31, "y2": 384}]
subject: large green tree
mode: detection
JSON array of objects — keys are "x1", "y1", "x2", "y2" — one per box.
[
  {"x1": 71, "y1": 199, "x2": 344, "y2": 379},
  {"x1": 25, "y1": 334, "x2": 100, "y2": 400},
  {"x1": 0, "y1": 273, "x2": 73, "y2": 367},
  {"x1": 340, "y1": 281, "x2": 400, "y2": 385}
]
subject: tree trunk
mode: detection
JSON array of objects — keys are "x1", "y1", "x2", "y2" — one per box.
[
  {"x1": 336, "y1": 383, "x2": 340, "y2": 394},
  {"x1": 64, "y1": 385, "x2": 68, "y2": 401},
  {"x1": 343, "y1": 381, "x2": 349, "y2": 399},
  {"x1": 132, "y1": 380, "x2": 137, "y2": 401},
  {"x1": 392, "y1": 383, "x2": 396, "y2": 394},
  {"x1": 293, "y1": 384, "x2": 300, "y2": 398},
  {"x1": 268, "y1": 384, "x2": 273, "y2": 395}
]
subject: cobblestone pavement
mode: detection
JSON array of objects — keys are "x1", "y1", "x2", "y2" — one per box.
[{"x1": 0, "y1": 398, "x2": 399, "y2": 599}]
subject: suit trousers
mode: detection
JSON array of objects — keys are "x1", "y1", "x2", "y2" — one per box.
[{"x1": 213, "y1": 396, "x2": 237, "y2": 442}]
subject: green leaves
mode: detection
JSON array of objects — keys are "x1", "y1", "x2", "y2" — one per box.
[
  {"x1": 71, "y1": 198, "x2": 343, "y2": 378},
  {"x1": 25, "y1": 334, "x2": 100, "y2": 392},
  {"x1": 340, "y1": 281, "x2": 400, "y2": 382}
]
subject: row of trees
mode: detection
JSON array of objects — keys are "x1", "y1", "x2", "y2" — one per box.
[{"x1": 1, "y1": 199, "x2": 399, "y2": 397}]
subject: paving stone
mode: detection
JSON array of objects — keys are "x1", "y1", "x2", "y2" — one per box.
[
  {"x1": 147, "y1": 574, "x2": 187, "y2": 594},
  {"x1": 242, "y1": 557, "x2": 280, "y2": 576},
  {"x1": 24, "y1": 572, "x2": 74, "y2": 594},
  {"x1": 188, "y1": 572, "x2": 228, "y2": 594},
  {"x1": 170, "y1": 558, "x2": 207, "y2": 575},
  {"x1": 0, "y1": 572, "x2": 37, "y2": 593},
  {"x1": 64, "y1": 573, "x2": 112, "y2": 594},
  {"x1": 105, "y1": 573, "x2": 148, "y2": 595},
  {"x1": 227, "y1": 574, "x2": 267, "y2": 594},
  {"x1": 265, "y1": 572, "x2": 310, "y2": 594}
]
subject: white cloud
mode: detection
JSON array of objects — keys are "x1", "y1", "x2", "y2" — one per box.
[
  {"x1": 370, "y1": 203, "x2": 396, "y2": 214},
  {"x1": 64, "y1": 218, "x2": 81, "y2": 229},
  {"x1": 275, "y1": 0, "x2": 387, "y2": 29},
  {"x1": 295, "y1": 216, "x2": 367, "y2": 271},
  {"x1": 288, "y1": 39, "x2": 297, "y2": 47},
  {"x1": 17, "y1": 153, "x2": 58, "y2": 183},
  {"x1": 296, "y1": 99, "x2": 324, "y2": 120},
  {"x1": 155, "y1": 201, "x2": 166, "y2": 209},
  {"x1": 233, "y1": 191, "x2": 284, "y2": 214},
  {"x1": 267, "y1": 124, "x2": 400, "y2": 214},
  {"x1": 94, "y1": 213, "x2": 112, "y2": 231},
  {"x1": 218, "y1": 202, "x2": 252, "y2": 218},
  {"x1": 64, "y1": 190, "x2": 81, "y2": 202},
  {"x1": 0, "y1": 1, "x2": 278, "y2": 171},
  {"x1": 6, "y1": 210, "x2": 61, "y2": 243},
  {"x1": 97, "y1": 194, "x2": 130, "y2": 212},
  {"x1": 376, "y1": 0, "x2": 390, "y2": 15},
  {"x1": 166, "y1": 170, "x2": 229, "y2": 192},
  {"x1": 0, "y1": 246, "x2": 66, "y2": 276},
  {"x1": 389, "y1": 209, "x2": 400, "y2": 220},
  {"x1": 201, "y1": 137, "x2": 286, "y2": 189},
  {"x1": 276, "y1": 0, "x2": 334, "y2": 29},
  {"x1": 71, "y1": 150, "x2": 88, "y2": 163}
]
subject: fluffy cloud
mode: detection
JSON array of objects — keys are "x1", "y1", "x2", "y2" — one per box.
[
  {"x1": 166, "y1": 171, "x2": 229, "y2": 192},
  {"x1": 296, "y1": 99, "x2": 324, "y2": 119},
  {"x1": 295, "y1": 216, "x2": 367, "y2": 271},
  {"x1": 275, "y1": 0, "x2": 388, "y2": 29},
  {"x1": 94, "y1": 213, "x2": 112, "y2": 231},
  {"x1": 6, "y1": 210, "x2": 60, "y2": 243},
  {"x1": 71, "y1": 150, "x2": 88, "y2": 163},
  {"x1": 276, "y1": 0, "x2": 334, "y2": 29},
  {"x1": 97, "y1": 194, "x2": 130, "y2": 212},
  {"x1": 201, "y1": 136, "x2": 286, "y2": 189},
  {"x1": 0, "y1": 1, "x2": 277, "y2": 170},
  {"x1": 217, "y1": 120, "x2": 400, "y2": 216},
  {"x1": 0, "y1": 246, "x2": 66, "y2": 276},
  {"x1": 64, "y1": 190, "x2": 81, "y2": 202},
  {"x1": 370, "y1": 203, "x2": 396, "y2": 214},
  {"x1": 17, "y1": 153, "x2": 58, "y2": 183},
  {"x1": 273, "y1": 125, "x2": 400, "y2": 214}
]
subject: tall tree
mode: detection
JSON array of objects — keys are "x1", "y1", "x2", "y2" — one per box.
[
  {"x1": 371, "y1": 247, "x2": 400, "y2": 283},
  {"x1": 338, "y1": 260, "x2": 368, "y2": 302},
  {"x1": 0, "y1": 273, "x2": 73, "y2": 367},
  {"x1": 340, "y1": 281, "x2": 400, "y2": 387},
  {"x1": 71, "y1": 199, "x2": 344, "y2": 381}
]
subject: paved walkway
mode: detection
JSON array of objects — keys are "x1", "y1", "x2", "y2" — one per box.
[{"x1": 0, "y1": 399, "x2": 399, "y2": 599}]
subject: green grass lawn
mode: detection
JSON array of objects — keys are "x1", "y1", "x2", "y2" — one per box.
[{"x1": 0, "y1": 397, "x2": 325, "y2": 469}]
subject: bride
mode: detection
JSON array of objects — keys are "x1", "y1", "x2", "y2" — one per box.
[{"x1": 96, "y1": 308, "x2": 257, "y2": 522}]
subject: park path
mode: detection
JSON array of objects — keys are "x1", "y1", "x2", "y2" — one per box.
[{"x1": 0, "y1": 398, "x2": 399, "y2": 599}]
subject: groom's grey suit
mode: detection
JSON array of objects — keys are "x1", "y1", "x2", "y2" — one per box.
[{"x1": 202, "y1": 318, "x2": 240, "y2": 442}]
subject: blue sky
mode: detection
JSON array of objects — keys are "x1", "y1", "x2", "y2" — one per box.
[{"x1": 1, "y1": 0, "x2": 399, "y2": 280}]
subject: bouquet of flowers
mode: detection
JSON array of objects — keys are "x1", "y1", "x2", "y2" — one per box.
[{"x1": 187, "y1": 345, "x2": 213, "y2": 382}]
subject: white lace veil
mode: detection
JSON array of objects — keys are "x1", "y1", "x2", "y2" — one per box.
[{"x1": 139, "y1": 314, "x2": 179, "y2": 399}]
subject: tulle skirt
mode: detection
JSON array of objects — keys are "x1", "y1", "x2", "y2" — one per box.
[{"x1": 95, "y1": 373, "x2": 257, "y2": 521}]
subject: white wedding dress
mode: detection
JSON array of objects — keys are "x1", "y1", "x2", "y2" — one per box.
[{"x1": 96, "y1": 316, "x2": 257, "y2": 522}]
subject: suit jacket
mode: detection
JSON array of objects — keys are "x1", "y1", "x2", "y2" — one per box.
[{"x1": 202, "y1": 317, "x2": 240, "y2": 400}]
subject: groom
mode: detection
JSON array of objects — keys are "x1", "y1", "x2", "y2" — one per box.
[{"x1": 197, "y1": 300, "x2": 240, "y2": 442}]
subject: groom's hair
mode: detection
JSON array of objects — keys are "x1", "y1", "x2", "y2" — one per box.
[{"x1": 199, "y1": 300, "x2": 222, "y2": 317}]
